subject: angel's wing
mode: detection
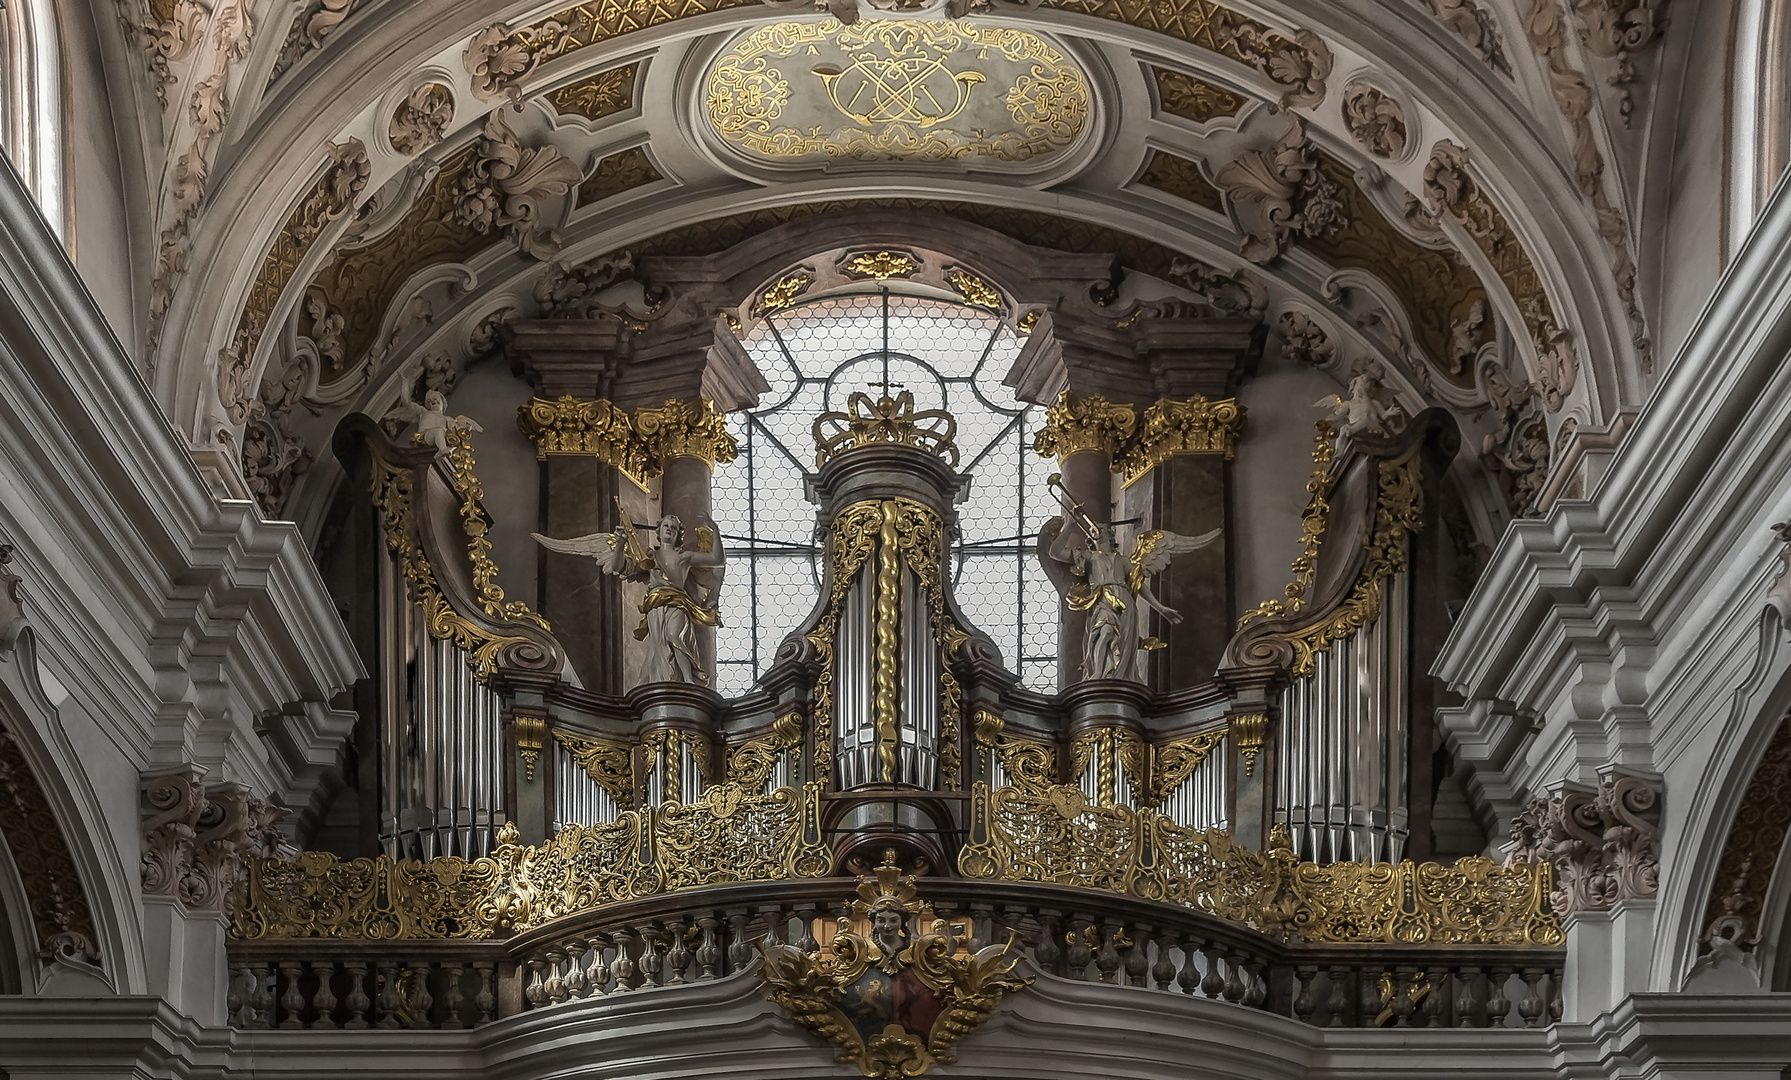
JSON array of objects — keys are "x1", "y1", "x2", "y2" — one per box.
[
  {"x1": 530, "y1": 530, "x2": 646, "y2": 579},
  {"x1": 1129, "y1": 527, "x2": 1223, "y2": 592},
  {"x1": 687, "y1": 525, "x2": 725, "y2": 609},
  {"x1": 1313, "y1": 394, "x2": 1344, "y2": 411},
  {"x1": 384, "y1": 400, "x2": 426, "y2": 425},
  {"x1": 1035, "y1": 516, "x2": 1082, "y2": 596},
  {"x1": 450, "y1": 415, "x2": 485, "y2": 433}
]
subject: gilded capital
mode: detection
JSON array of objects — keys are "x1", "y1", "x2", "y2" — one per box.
[
  {"x1": 516, "y1": 395, "x2": 737, "y2": 485},
  {"x1": 634, "y1": 397, "x2": 740, "y2": 469},
  {"x1": 1032, "y1": 391, "x2": 1137, "y2": 461},
  {"x1": 1118, "y1": 395, "x2": 1246, "y2": 484}
]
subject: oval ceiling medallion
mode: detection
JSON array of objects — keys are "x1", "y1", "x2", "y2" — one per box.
[{"x1": 703, "y1": 19, "x2": 1090, "y2": 167}]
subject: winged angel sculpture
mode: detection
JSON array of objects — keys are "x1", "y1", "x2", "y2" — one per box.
[
  {"x1": 531, "y1": 502, "x2": 725, "y2": 685},
  {"x1": 759, "y1": 851, "x2": 1029, "y2": 1079},
  {"x1": 1040, "y1": 475, "x2": 1220, "y2": 683},
  {"x1": 385, "y1": 390, "x2": 483, "y2": 456}
]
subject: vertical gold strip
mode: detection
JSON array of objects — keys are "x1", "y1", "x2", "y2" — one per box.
[
  {"x1": 1097, "y1": 730, "x2": 1116, "y2": 807},
  {"x1": 874, "y1": 501, "x2": 902, "y2": 783}
]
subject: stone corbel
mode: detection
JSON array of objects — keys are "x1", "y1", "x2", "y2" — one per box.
[
  {"x1": 141, "y1": 775, "x2": 292, "y2": 914},
  {"x1": 1504, "y1": 771, "x2": 1660, "y2": 918}
]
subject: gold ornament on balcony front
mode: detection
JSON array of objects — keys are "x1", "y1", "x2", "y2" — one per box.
[{"x1": 758, "y1": 851, "x2": 1030, "y2": 1078}]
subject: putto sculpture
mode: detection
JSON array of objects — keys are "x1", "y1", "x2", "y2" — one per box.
[
  {"x1": 758, "y1": 851, "x2": 1029, "y2": 1078},
  {"x1": 532, "y1": 501, "x2": 725, "y2": 685},
  {"x1": 386, "y1": 389, "x2": 484, "y2": 457},
  {"x1": 1040, "y1": 474, "x2": 1220, "y2": 682}
]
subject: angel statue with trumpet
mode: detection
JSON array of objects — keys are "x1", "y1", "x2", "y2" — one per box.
[
  {"x1": 532, "y1": 501, "x2": 726, "y2": 686},
  {"x1": 1039, "y1": 474, "x2": 1220, "y2": 683}
]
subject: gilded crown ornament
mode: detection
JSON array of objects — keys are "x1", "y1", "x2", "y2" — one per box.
[
  {"x1": 758, "y1": 850, "x2": 1030, "y2": 1078},
  {"x1": 813, "y1": 389, "x2": 960, "y2": 468}
]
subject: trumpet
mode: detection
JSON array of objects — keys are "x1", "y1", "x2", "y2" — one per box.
[{"x1": 1046, "y1": 473, "x2": 1100, "y2": 542}]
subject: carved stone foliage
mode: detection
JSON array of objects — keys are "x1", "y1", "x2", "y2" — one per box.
[
  {"x1": 1277, "y1": 311, "x2": 1333, "y2": 366},
  {"x1": 388, "y1": 84, "x2": 455, "y2": 156},
  {"x1": 142, "y1": 776, "x2": 292, "y2": 914},
  {"x1": 1342, "y1": 83, "x2": 1408, "y2": 159},
  {"x1": 216, "y1": 139, "x2": 369, "y2": 428},
  {"x1": 1423, "y1": 141, "x2": 1577, "y2": 406},
  {"x1": 269, "y1": 0, "x2": 360, "y2": 84},
  {"x1": 546, "y1": 63, "x2": 640, "y2": 120},
  {"x1": 1506, "y1": 774, "x2": 1659, "y2": 918},
  {"x1": 1426, "y1": 0, "x2": 1509, "y2": 70},
  {"x1": 1041, "y1": 0, "x2": 1331, "y2": 107},
  {"x1": 1524, "y1": 0, "x2": 1650, "y2": 368},
  {"x1": 0, "y1": 725, "x2": 100, "y2": 964},
  {"x1": 533, "y1": 253, "x2": 638, "y2": 318},
  {"x1": 1152, "y1": 67, "x2": 1246, "y2": 124},
  {"x1": 1569, "y1": 0, "x2": 1664, "y2": 123},
  {"x1": 1213, "y1": 116, "x2": 1345, "y2": 263},
  {"x1": 1698, "y1": 711, "x2": 1791, "y2": 957},
  {"x1": 1166, "y1": 260, "x2": 1268, "y2": 318},
  {"x1": 452, "y1": 112, "x2": 584, "y2": 261}
]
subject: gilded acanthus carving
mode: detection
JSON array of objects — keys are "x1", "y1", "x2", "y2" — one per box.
[
  {"x1": 1425, "y1": 0, "x2": 1509, "y2": 70},
  {"x1": 517, "y1": 396, "x2": 738, "y2": 486},
  {"x1": 1118, "y1": 396, "x2": 1246, "y2": 482},
  {"x1": 1523, "y1": 0, "x2": 1651, "y2": 368},
  {"x1": 1505, "y1": 774, "x2": 1660, "y2": 918},
  {"x1": 1341, "y1": 83, "x2": 1408, "y2": 159},
  {"x1": 725, "y1": 711, "x2": 804, "y2": 790},
  {"x1": 1278, "y1": 311, "x2": 1334, "y2": 366},
  {"x1": 452, "y1": 112, "x2": 584, "y2": 261},
  {"x1": 1033, "y1": 391, "x2": 1136, "y2": 461},
  {"x1": 142, "y1": 775, "x2": 291, "y2": 913},
  {"x1": 1213, "y1": 115, "x2": 1345, "y2": 263},
  {"x1": 554, "y1": 730, "x2": 637, "y2": 808},
  {"x1": 388, "y1": 83, "x2": 455, "y2": 155}
]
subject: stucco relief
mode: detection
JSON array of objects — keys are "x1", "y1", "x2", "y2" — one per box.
[
  {"x1": 1213, "y1": 115, "x2": 1344, "y2": 263},
  {"x1": 1341, "y1": 83, "x2": 1408, "y2": 159},
  {"x1": 452, "y1": 112, "x2": 584, "y2": 261},
  {"x1": 389, "y1": 84, "x2": 455, "y2": 156}
]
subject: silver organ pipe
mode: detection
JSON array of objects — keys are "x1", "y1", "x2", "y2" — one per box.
[
  {"x1": 836, "y1": 566, "x2": 874, "y2": 788},
  {"x1": 1275, "y1": 569, "x2": 1411, "y2": 863},
  {"x1": 898, "y1": 568, "x2": 939, "y2": 789},
  {"x1": 833, "y1": 565, "x2": 941, "y2": 789},
  {"x1": 1160, "y1": 733, "x2": 1228, "y2": 830},
  {"x1": 380, "y1": 601, "x2": 505, "y2": 861},
  {"x1": 551, "y1": 743, "x2": 620, "y2": 831}
]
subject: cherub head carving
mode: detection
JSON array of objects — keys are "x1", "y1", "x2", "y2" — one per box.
[
  {"x1": 851, "y1": 849, "x2": 925, "y2": 961},
  {"x1": 424, "y1": 389, "x2": 447, "y2": 412}
]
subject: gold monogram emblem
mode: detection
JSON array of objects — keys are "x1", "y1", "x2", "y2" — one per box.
[{"x1": 812, "y1": 49, "x2": 986, "y2": 128}]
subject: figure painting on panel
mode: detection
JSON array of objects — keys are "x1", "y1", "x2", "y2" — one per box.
[
  {"x1": 1040, "y1": 474, "x2": 1219, "y2": 683},
  {"x1": 532, "y1": 501, "x2": 726, "y2": 685}
]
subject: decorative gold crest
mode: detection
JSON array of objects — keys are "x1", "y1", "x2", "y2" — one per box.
[
  {"x1": 812, "y1": 390, "x2": 959, "y2": 469},
  {"x1": 758, "y1": 852, "x2": 1030, "y2": 1077}
]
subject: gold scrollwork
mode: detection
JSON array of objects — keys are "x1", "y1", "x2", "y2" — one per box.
[
  {"x1": 1118, "y1": 396, "x2": 1246, "y2": 483},
  {"x1": 725, "y1": 709, "x2": 804, "y2": 791},
  {"x1": 973, "y1": 711, "x2": 1058, "y2": 795},
  {"x1": 517, "y1": 396, "x2": 738, "y2": 487},
  {"x1": 632, "y1": 397, "x2": 740, "y2": 468},
  {"x1": 448, "y1": 428, "x2": 552, "y2": 636},
  {"x1": 1033, "y1": 390, "x2": 1137, "y2": 461},
  {"x1": 372, "y1": 458, "x2": 543, "y2": 682},
  {"x1": 232, "y1": 782, "x2": 834, "y2": 940},
  {"x1": 1146, "y1": 728, "x2": 1228, "y2": 806},
  {"x1": 757, "y1": 269, "x2": 814, "y2": 315},
  {"x1": 553, "y1": 730, "x2": 635, "y2": 808},
  {"x1": 958, "y1": 783, "x2": 1562, "y2": 946},
  {"x1": 842, "y1": 250, "x2": 917, "y2": 280},
  {"x1": 813, "y1": 391, "x2": 960, "y2": 469},
  {"x1": 1239, "y1": 421, "x2": 1335, "y2": 628},
  {"x1": 643, "y1": 729, "x2": 716, "y2": 806},
  {"x1": 944, "y1": 267, "x2": 1003, "y2": 312}
]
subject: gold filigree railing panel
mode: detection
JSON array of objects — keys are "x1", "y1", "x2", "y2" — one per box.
[
  {"x1": 230, "y1": 782, "x2": 832, "y2": 940},
  {"x1": 959, "y1": 782, "x2": 1562, "y2": 947}
]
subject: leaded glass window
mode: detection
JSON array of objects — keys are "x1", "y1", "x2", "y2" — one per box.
[{"x1": 711, "y1": 291, "x2": 1059, "y2": 696}]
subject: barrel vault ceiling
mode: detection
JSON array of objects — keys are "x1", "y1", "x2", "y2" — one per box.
[{"x1": 113, "y1": 0, "x2": 1675, "y2": 543}]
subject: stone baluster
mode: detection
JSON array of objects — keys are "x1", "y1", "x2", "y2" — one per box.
[
  {"x1": 758, "y1": 905, "x2": 785, "y2": 949},
  {"x1": 407, "y1": 959, "x2": 434, "y2": 1028},
  {"x1": 1123, "y1": 926, "x2": 1149, "y2": 987},
  {"x1": 343, "y1": 961, "x2": 371, "y2": 1029},
  {"x1": 277, "y1": 961, "x2": 305, "y2": 1029},
  {"x1": 1390, "y1": 967, "x2": 1416, "y2": 1027},
  {"x1": 610, "y1": 928, "x2": 637, "y2": 991},
  {"x1": 1200, "y1": 941, "x2": 1225, "y2": 998},
  {"x1": 696, "y1": 916, "x2": 721, "y2": 980},
  {"x1": 586, "y1": 933, "x2": 611, "y2": 995},
  {"x1": 1548, "y1": 969, "x2": 1563, "y2": 1024},
  {"x1": 1518, "y1": 968, "x2": 1543, "y2": 1028},
  {"x1": 524, "y1": 954, "x2": 549, "y2": 1009},
  {"x1": 442, "y1": 960, "x2": 465, "y2": 1028},
  {"x1": 1455, "y1": 966, "x2": 1478, "y2": 1028},
  {"x1": 665, "y1": 916, "x2": 691, "y2": 984},
  {"x1": 1151, "y1": 930, "x2": 1176, "y2": 990},
  {"x1": 256, "y1": 962, "x2": 278, "y2": 1029},
  {"x1": 473, "y1": 961, "x2": 496, "y2": 1025},
  {"x1": 1035, "y1": 911, "x2": 1063, "y2": 976},
  {"x1": 1243, "y1": 956, "x2": 1266, "y2": 1008},
  {"x1": 727, "y1": 911, "x2": 752, "y2": 974},
  {"x1": 543, "y1": 948, "x2": 568, "y2": 1005},
  {"x1": 637, "y1": 924, "x2": 664, "y2": 987},
  {"x1": 1423, "y1": 967, "x2": 1447, "y2": 1028},
  {"x1": 1065, "y1": 917, "x2": 1094, "y2": 980},
  {"x1": 1486, "y1": 967, "x2": 1512, "y2": 1029},
  {"x1": 1222, "y1": 951, "x2": 1246, "y2": 1003},
  {"x1": 968, "y1": 903, "x2": 995, "y2": 952},
  {"x1": 375, "y1": 961, "x2": 402, "y2": 1029},
  {"x1": 1360, "y1": 969, "x2": 1380, "y2": 1029},
  {"x1": 311, "y1": 961, "x2": 338, "y2": 1029},
  {"x1": 1293, "y1": 967, "x2": 1318, "y2": 1023},
  {"x1": 227, "y1": 964, "x2": 247, "y2": 1029},
  {"x1": 562, "y1": 940, "x2": 588, "y2": 1000},
  {"x1": 794, "y1": 904, "x2": 819, "y2": 952},
  {"x1": 1095, "y1": 920, "x2": 1123, "y2": 984},
  {"x1": 1326, "y1": 966, "x2": 1351, "y2": 1027},
  {"x1": 1176, "y1": 933, "x2": 1201, "y2": 995}
]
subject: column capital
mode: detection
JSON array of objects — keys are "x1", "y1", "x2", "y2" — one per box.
[{"x1": 516, "y1": 395, "x2": 738, "y2": 487}]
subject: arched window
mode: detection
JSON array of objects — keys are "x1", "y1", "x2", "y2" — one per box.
[
  {"x1": 713, "y1": 290, "x2": 1060, "y2": 695},
  {"x1": 0, "y1": 0, "x2": 64, "y2": 236}
]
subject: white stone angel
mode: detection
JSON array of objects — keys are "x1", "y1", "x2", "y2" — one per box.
[
  {"x1": 1041, "y1": 495, "x2": 1220, "y2": 683},
  {"x1": 1314, "y1": 372, "x2": 1391, "y2": 442},
  {"x1": 387, "y1": 390, "x2": 483, "y2": 456},
  {"x1": 532, "y1": 502, "x2": 726, "y2": 686}
]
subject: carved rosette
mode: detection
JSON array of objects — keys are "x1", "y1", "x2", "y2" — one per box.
[
  {"x1": 1505, "y1": 774, "x2": 1660, "y2": 918},
  {"x1": 142, "y1": 775, "x2": 292, "y2": 914}
]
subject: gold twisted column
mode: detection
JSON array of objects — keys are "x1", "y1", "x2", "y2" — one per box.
[{"x1": 873, "y1": 502, "x2": 902, "y2": 783}]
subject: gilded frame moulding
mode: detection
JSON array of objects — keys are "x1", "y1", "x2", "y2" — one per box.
[
  {"x1": 958, "y1": 782, "x2": 1562, "y2": 946},
  {"x1": 230, "y1": 781, "x2": 835, "y2": 940}
]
